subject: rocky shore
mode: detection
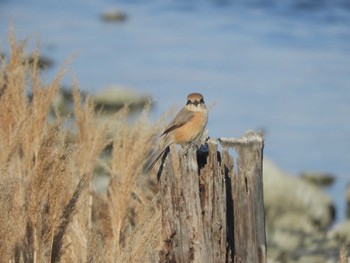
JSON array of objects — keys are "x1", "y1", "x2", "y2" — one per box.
[{"x1": 264, "y1": 159, "x2": 349, "y2": 262}]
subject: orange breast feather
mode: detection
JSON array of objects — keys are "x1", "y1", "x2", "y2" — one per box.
[{"x1": 173, "y1": 111, "x2": 207, "y2": 144}]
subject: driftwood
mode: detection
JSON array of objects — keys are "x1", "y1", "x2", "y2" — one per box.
[{"x1": 158, "y1": 131, "x2": 266, "y2": 263}]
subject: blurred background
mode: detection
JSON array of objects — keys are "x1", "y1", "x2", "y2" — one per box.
[{"x1": 0, "y1": 0, "x2": 349, "y2": 237}]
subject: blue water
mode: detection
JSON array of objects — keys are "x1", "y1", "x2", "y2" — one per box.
[{"x1": 1, "y1": 0, "x2": 350, "y2": 220}]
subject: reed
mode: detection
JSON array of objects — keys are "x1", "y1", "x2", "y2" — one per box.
[{"x1": 0, "y1": 29, "x2": 161, "y2": 262}]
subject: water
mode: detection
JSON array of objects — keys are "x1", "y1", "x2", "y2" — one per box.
[{"x1": 1, "y1": 0, "x2": 349, "y2": 220}]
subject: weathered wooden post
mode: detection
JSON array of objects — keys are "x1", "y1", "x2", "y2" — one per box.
[
  {"x1": 158, "y1": 131, "x2": 266, "y2": 263},
  {"x1": 159, "y1": 144, "x2": 209, "y2": 262},
  {"x1": 220, "y1": 131, "x2": 266, "y2": 263}
]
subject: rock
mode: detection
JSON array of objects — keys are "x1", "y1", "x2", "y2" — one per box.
[
  {"x1": 271, "y1": 229, "x2": 302, "y2": 252},
  {"x1": 29, "y1": 85, "x2": 152, "y2": 116},
  {"x1": 267, "y1": 230, "x2": 339, "y2": 263},
  {"x1": 296, "y1": 254, "x2": 337, "y2": 263},
  {"x1": 328, "y1": 221, "x2": 350, "y2": 243},
  {"x1": 53, "y1": 87, "x2": 86, "y2": 116},
  {"x1": 263, "y1": 159, "x2": 335, "y2": 231},
  {"x1": 51, "y1": 90, "x2": 71, "y2": 116},
  {"x1": 101, "y1": 9, "x2": 127, "y2": 22},
  {"x1": 93, "y1": 174, "x2": 110, "y2": 194},
  {"x1": 93, "y1": 86, "x2": 153, "y2": 113},
  {"x1": 273, "y1": 212, "x2": 319, "y2": 233},
  {"x1": 300, "y1": 171, "x2": 335, "y2": 187},
  {"x1": 28, "y1": 86, "x2": 83, "y2": 117},
  {"x1": 23, "y1": 54, "x2": 54, "y2": 70},
  {"x1": 263, "y1": 159, "x2": 338, "y2": 262}
]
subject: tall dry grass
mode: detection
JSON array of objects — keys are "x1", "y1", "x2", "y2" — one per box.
[{"x1": 0, "y1": 30, "x2": 162, "y2": 262}]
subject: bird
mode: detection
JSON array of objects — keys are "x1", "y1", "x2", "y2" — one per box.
[{"x1": 147, "y1": 92, "x2": 208, "y2": 172}]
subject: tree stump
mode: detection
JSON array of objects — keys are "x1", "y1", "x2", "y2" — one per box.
[{"x1": 158, "y1": 131, "x2": 266, "y2": 263}]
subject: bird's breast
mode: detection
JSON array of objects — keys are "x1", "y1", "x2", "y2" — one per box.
[{"x1": 173, "y1": 110, "x2": 208, "y2": 144}]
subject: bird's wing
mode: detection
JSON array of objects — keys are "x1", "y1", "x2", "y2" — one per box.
[{"x1": 161, "y1": 108, "x2": 195, "y2": 136}]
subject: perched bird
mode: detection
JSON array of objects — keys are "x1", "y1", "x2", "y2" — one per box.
[{"x1": 147, "y1": 92, "x2": 208, "y2": 172}]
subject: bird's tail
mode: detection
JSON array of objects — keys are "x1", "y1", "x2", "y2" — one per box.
[{"x1": 146, "y1": 141, "x2": 172, "y2": 173}]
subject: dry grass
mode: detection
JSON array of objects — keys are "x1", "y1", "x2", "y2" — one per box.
[{"x1": 0, "y1": 30, "x2": 162, "y2": 262}]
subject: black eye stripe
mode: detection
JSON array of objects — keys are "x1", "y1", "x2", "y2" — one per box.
[{"x1": 187, "y1": 99, "x2": 204, "y2": 105}]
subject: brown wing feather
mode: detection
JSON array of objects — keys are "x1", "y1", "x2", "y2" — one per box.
[
  {"x1": 161, "y1": 108, "x2": 194, "y2": 136},
  {"x1": 147, "y1": 108, "x2": 195, "y2": 173}
]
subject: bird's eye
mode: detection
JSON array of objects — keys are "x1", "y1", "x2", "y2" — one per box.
[
  {"x1": 186, "y1": 100, "x2": 191, "y2": 105},
  {"x1": 200, "y1": 99, "x2": 204, "y2": 103}
]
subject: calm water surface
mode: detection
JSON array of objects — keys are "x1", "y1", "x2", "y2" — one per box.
[{"x1": 1, "y1": 0, "x2": 350, "y2": 220}]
